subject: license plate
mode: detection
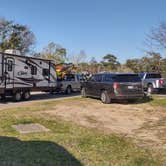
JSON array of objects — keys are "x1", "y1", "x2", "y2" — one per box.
[{"x1": 128, "y1": 86, "x2": 134, "y2": 89}]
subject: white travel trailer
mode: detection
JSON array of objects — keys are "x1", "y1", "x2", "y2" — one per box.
[{"x1": 0, "y1": 50, "x2": 57, "y2": 101}]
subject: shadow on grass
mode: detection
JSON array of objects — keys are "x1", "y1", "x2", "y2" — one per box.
[
  {"x1": 90, "y1": 95, "x2": 153, "y2": 105},
  {"x1": 0, "y1": 136, "x2": 83, "y2": 166},
  {"x1": 157, "y1": 89, "x2": 166, "y2": 95},
  {"x1": 0, "y1": 92, "x2": 80, "y2": 104},
  {"x1": 126, "y1": 95, "x2": 153, "y2": 105}
]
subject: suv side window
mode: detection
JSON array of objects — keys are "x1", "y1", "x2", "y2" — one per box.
[
  {"x1": 103, "y1": 74, "x2": 113, "y2": 82},
  {"x1": 89, "y1": 75, "x2": 95, "y2": 82},
  {"x1": 94, "y1": 75, "x2": 102, "y2": 82}
]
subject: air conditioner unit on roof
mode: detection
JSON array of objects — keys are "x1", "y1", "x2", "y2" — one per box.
[{"x1": 4, "y1": 49, "x2": 21, "y2": 55}]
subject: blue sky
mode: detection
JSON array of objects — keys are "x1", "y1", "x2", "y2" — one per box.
[{"x1": 0, "y1": 0, "x2": 166, "y2": 62}]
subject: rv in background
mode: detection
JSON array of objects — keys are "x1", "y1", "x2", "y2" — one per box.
[{"x1": 0, "y1": 50, "x2": 57, "y2": 101}]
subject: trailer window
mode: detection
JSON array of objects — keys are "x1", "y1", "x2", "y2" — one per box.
[
  {"x1": 31, "y1": 65, "x2": 37, "y2": 75},
  {"x1": 7, "y1": 60, "x2": 13, "y2": 71},
  {"x1": 43, "y1": 68, "x2": 49, "y2": 76}
]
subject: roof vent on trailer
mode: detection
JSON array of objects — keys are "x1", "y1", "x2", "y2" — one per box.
[{"x1": 4, "y1": 49, "x2": 21, "y2": 56}]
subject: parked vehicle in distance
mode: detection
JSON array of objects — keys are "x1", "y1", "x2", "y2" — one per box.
[
  {"x1": 138, "y1": 72, "x2": 166, "y2": 93},
  {"x1": 56, "y1": 73, "x2": 83, "y2": 94},
  {"x1": 81, "y1": 73, "x2": 144, "y2": 104}
]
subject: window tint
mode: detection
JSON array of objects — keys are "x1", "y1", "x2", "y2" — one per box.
[
  {"x1": 89, "y1": 75, "x2": 95, "y2": 81},
  {"x1": 146, "y1": 74, "x2": 161, "y2": 79},
  {"x1": 103, "y1": 74, "x2": 114, "y2": 82},
  {"x1": 94, "y1": 75, "x2": 102, "y2": 82},
  {"x1": 42, "y1": 68, "x2": 49, "y2": 76},
  {"x1": 31, "y1": 65, "x2": 37, "y2": 75},
  {"x1": 64, "y1": 74, "x2": 75, "y2": 81},
  {"x1": 78, "y1": 75, "x2": 84, "y2": 81},
  {"x1": 7, "y1": 60, "x2": 13, "y2": 71},
  {"x1": 138, "y1": 73, "x2": 144, "y2": 79},
  {"x1": 113, "y1": 74, "x2": 141, "y2": 82}
]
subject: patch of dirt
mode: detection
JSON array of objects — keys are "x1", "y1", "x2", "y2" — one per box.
[{"x1": 38, "y1": 98, "x2": 166, "y2": 149}]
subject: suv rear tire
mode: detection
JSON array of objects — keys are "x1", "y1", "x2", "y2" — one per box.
[{"x1": 101, "y1": 90, "x2": 111, "y2": 104}]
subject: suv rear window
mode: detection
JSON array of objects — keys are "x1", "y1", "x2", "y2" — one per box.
[{"x1": 113, "y1": 74, "x2": 141, "y2": 82}]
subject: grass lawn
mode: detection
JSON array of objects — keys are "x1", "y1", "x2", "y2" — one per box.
[
  {"x1": 150, "y1": 94, "x2": 166, "y2": 107},
  {"x1": 0, "y1": 96, "x2": 165, "y2": 166}
]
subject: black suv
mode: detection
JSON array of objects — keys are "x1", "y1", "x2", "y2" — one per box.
[{"x1": 81, "y1": 73, "x2": 144, "y2": 104}]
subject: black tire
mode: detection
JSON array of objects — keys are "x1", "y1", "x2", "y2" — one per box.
[
  {"x1": 147, "y1": 84, "x2": 154, "y2": 94},
  {"x1": 101, "y1": 90, "x2": 111, "y2": 104},
  {"x1": 22, "y1": 91, "x2": 31, "y2": 100},
  {"x1": 81, "y1": 87, "x2": 87, "y2": 97},
  {"x1": 0, "y1": 94, "x2": 5, "y2": 101},
  {"x1": 65, "y1": 86, "x2": 72, "y2": 94},
  {"x1": 13, "y1": 91, "x2": 22, "y2": 102}
]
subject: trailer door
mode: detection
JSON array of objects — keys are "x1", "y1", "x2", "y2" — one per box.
[{"x1": 5, "y1": 57, "x2": 15, "y2": 89}]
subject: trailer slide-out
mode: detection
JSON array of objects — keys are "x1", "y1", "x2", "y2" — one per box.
[{"x1": 0, "y1": 50, "x2": 57, "y2": 101}]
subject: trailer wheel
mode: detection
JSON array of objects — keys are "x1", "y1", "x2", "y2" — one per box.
[
  {"x1": 13, "y1": 91, "x2": 22, "y2": 102},
  {"x1": 65, "y1": 86, "x2": 72, "y2": 94},
  {"x1": 23, "y1": 91, "x2": 31, "y2": 100}
]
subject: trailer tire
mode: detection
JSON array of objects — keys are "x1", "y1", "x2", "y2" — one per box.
[
  {"x1": 22, "y1": 91, "x2": 31, "y2": 100},
  {"x1": 13, "y1": 91, "x2": 22, "y2": 102}
]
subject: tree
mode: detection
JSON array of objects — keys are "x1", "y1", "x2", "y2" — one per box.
[
  {"x1": 146, "y1": 52, "x2": 162, "y2": 72},
  {"x1": 125, "y1": 59, "x2": 142, "y2": 73},
  {"x1": 41, "y1": 42, "x2": 66, "y2": 64},
  {"x1": 90, "y1": 57, "x2": 97, "y2": 64},
  {"x1": 125, "y1": 52, "x2": 163, "y2": 73},
  {"x1": 89, "y1": 57, "x2": 99, "y2": 73},
  {"x1": 101, "y1": 54, "x2": 120, "y2": 71},
  {"x1": 68, "y1": 50, "x2": 86, "y2": 65},
  {"x1": 146, "y1": 22, "x2": 166, "y2": 52},
  {"x1": 0, "y1": 18, "x2": 35, "y2": 54}
]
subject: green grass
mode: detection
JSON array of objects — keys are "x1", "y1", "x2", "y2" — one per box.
[
  {"x1": 0, "y1": 98, "x2": 165, "y2": 166},
  {"x1": 149, "y1": 95, "x2": 166, "y2": 107}
]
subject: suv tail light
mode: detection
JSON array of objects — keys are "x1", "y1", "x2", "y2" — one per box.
[
  {"x1": 159, "y1": 79, "x2": 164, "y2": 86},
  {"x1": 113, "y1": 82, "x2": 119, "y2": 90}
]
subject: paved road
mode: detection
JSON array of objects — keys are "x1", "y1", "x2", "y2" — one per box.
[{"x1": 0, "y1": 92, "x2": 81, "y2": 110}]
